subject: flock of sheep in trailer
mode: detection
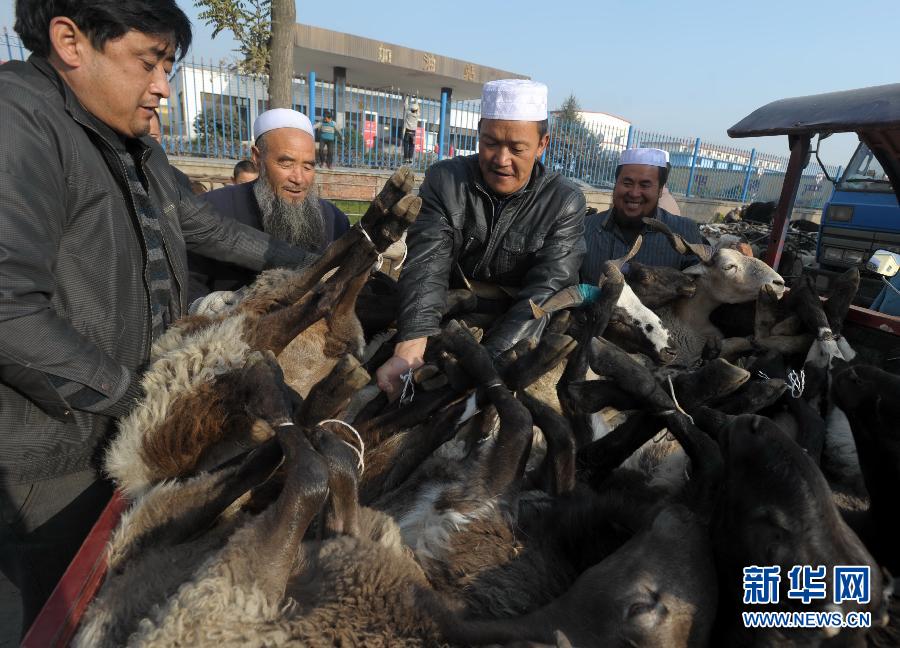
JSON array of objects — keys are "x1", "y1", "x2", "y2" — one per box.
[{"x1": 73, "y1": 169, "x2": 898, "y2": 647}]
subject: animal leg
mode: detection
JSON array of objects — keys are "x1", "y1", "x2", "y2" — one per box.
[
  {"x1": 502, "y1": 332, "x2": 577, "y2": 391},
  {"x1": 306, "y1": 423, "x2": 363, "y2": 538},
  {"x1": 519, "y1": 391, "x2": 576, "y2": 496},
  {"x1": 671, "y1": 358, "x2": 750, "y2": 412},
  {"x1": 663, "y1": 412, "x2": 724, "y2": 519},
  {"x1": 113, "y1": 438, "x2": 284, "y2": 568},
  {"x1": 576, "y1": 411, "x2": 661, "y2": 488},
  {"x1": 358, "y1": 401, "x2": 464, "y2": 504},
  {"x1": 786, "y1": 274, "x2": 831, "y2": 336},
  {"x1": 243, "y1": 424, "x2": 331, "y2": 601},
  {"x1": 712, "y1": 378, "x2": 787, "y2": 415},
  {"x1": 361, "y1": 185, "x2": 422, "y2": 251},
  {"x1": 754, "y1": 283, "x2": 781, "y2": 339},
  {"x1": 298, "y1": 354, "x2": 370, "y2": 425},
  {"x1": 437, "y1": 322, "x2": 534, "y2": 498},
  {"x1": 359, "y1": 166, "x2": 416, "y2": 238},
  {"x1": 244, "y1": 245, "x2": 378, "y2": 354},
  {"x1": 562, "y1": 379, "x2": 640, "y2": 413},
  {"x1": 587, "y1": 337, "x2": 674, "y2": 411},
  {"x1": 823, "y1": 267, "x2": 860, "y2": 336},
  {"x1": 786, "y1": 396, "x2": 826, "y2": 464}
]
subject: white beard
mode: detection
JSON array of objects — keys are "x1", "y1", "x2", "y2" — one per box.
[{"x1": 253, "y1": 170, "x2": 326, "y2": 250}]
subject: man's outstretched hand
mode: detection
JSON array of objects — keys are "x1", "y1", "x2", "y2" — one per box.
[{"x1": 376, "y1": 337, "x2": 427, "y2": 400}]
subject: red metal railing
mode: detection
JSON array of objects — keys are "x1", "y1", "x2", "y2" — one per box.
[{"x1": 21, "y1": 493, "x2": 127, "y2": 648}]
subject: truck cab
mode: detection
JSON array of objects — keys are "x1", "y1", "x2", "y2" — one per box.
[{"x1": 818, "y1": 142, "x2": 900, "y2": 302}]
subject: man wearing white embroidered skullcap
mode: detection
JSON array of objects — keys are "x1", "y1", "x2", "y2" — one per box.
[
  {"x1": 188, "y1": 108, "x2": 350, "y2": 301},
  {"x1": 376, "y1": 78, "x2": 587, "y2": 399},
  {"x1": 581, "y1": 147, "x2": 704, "y2": 280}
]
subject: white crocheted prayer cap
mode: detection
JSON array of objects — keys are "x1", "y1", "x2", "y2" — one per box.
[
  {"x1": 254, "y1": 108, "x2": 314, "y2": 141},
  {"x1": 481, "y1": 79, "x2": 548, "y2": 121},
  {"x1": 619, "y1": 147, "x2": 669, "y2": 168}
]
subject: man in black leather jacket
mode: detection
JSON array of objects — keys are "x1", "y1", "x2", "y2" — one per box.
[{"x1": 376, "y1": 79, "x2": 586, "y2": 398}]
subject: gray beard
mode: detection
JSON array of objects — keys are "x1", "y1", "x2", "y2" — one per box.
[{"x1": 253, "y1": 171, "x2": 326, "y2": 250}]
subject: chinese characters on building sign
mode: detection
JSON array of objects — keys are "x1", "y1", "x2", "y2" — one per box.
[
  {"x1": 463, "y1": 64, "x2": 476, "y2": 81},
  {"x1": 422, "y1": 53, "x2": 436, "y2": 72},
  {"x1": 377, "y1": 45, "x2": 392, "y2": 64}
]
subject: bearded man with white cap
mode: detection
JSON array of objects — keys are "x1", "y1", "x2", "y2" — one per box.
[
  {"x1": 376, "y1": 78, "x2": 586, "y2": 398},
  {"x1": 580, "y1": 147, "x2": 703, "y2": 284},
  {"x1": 189, "y1": 108, "x2": 350, "y2": 298}
]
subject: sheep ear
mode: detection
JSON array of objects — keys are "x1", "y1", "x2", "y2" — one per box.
[{"x1": 683, "y1": 264, "x2": 706, "y2": 277}]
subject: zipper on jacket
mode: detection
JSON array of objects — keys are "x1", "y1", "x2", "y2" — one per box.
[{"x1": 472, "y1": 181, "x2": 529, "y2": 278}]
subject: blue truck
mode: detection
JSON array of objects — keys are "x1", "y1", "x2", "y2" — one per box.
[
  {"x1": 816, "y1": 143, "x2": 900, "y2": 280},
  {"x1": 818, "y1": 142, "x2": 900, "y2": 304}
]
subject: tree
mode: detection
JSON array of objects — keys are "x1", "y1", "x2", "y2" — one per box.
[
  {"x1": 194, "y1": 0, "x2": 272, "y2": 75},
  {"x1": 269, "y1": 0, "x2": 296, "y2": 109},
  {"x1": 558, "y1": 93, "x2": 582, "y2": 126},
  {"x1": 194, "y1": 106, "x2": 249, "y2": 158}
]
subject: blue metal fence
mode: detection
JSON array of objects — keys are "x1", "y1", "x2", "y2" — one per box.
[{"x1": 0, "y1": 29, "x2": 840, "y2": 209}]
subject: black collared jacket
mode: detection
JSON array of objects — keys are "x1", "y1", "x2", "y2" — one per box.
[
  {"x1": 397, "y1": 155, "x2": 586, "y2": 353},
  {"x1": 0, "y1": 57, "x2": 309, "y2": 485}
]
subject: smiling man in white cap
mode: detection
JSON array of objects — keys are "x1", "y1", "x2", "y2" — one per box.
[
  {"x1": 376, "y1": 78, "x2": 586, "y2": 398},
  {"x1": 189, "y1": 107, "x2": 350, "y2": 298},
  {"x1": 581, "y1": 147, "x2": 703, "y2": 282}
]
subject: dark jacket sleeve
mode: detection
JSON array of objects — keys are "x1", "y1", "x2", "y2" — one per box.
[
  {"x1": 395, "y1": 166, "x2": 458, "y2": 342},
  {"x1": 177, "y1": 189, "x2": 313, "y2": 272},
  {"x1": 482, "y1": 189, "x2": 587, "y2": 354},
  {"x1": 0, "y1": 94, "x2": 138, "y2": 420}
]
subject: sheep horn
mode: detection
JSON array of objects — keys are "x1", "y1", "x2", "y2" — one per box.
[
  {"x1": 642, "y1": 217, "x2": 713, "y2": 264},
  {"x1": 529, "y1": 285, "x2": 585, "y2": 319},
  {"x1": 609, "y1": 234, "x2": 643, "y2": 269}
]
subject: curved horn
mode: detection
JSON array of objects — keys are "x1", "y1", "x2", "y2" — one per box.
[
  {"x1": 529, "y1": 285, "x2": 585, "y2": 319},
  {"x1": 610, "y1": 234, "x2": 643, "y2": 269},
  {"x1": 642, "y1": 217, "x2": 714, "y2": 264}
]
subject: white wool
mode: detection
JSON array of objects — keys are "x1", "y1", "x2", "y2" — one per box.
[
  {"x1": 106, "y1": 315, "x2": 252, "y2": 499},
  {"x1": 616, "y1": 283, "x2": 672, "y2": 355},
  {"x1": 589, "y1": 411, "x2": 611, "y2": 441},
  {"x1": 396, "y1": 483, "x2": 498, "y2": 562}
]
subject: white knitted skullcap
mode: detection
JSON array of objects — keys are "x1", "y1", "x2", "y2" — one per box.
[
  {"x1": 253, "y1": 108, "x2": 314, "y2": 141},
  {"x1": 481, "y1": 79, "x2": 548, "y2": 122},
  {"x1": 619, "y1": 147, "x2": 669, "y2": 168}
]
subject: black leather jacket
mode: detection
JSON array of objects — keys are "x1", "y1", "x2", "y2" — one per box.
[{"x1": 397, "y1": 155, "x2": 586, "y2": 353}]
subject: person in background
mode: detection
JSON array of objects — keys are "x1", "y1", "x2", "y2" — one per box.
[
  {"x1": 0, "y1": 1, "x2": 312, "y2": 639},
  {"x1": 402, "y1": 99, "x2": 419, "y2": 164},
  {"x1": 189, "y1": 108, "x2": 350, "y2": 299},
  {"x1": 581, "y1": 148, "x2": 703, "y2": 283},
  {"x1": 148, "y1": 108, "x2": 193, "y2": 193},
  {"x1": 313, "y1": 109, "x2": 341, "y2": 169},
  {"x1": 233, "y1": 158, "x2": 258, "y2": 184},
  {"x1": 376, "y1": 79, "x2": 586, "y2": 398}
]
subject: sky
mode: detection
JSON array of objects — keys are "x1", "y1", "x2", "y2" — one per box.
[{"x1": 2, "y1": 0, "x2": 896, "y2": 166}]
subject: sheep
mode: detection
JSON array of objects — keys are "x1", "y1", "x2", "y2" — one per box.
[
  {"x1": 104, "y1": 168, "x2": 421, "y2": 498},
  {"x1": 699, "y1": 412, "x2": 891, "y2": 646},
  {"x1": 831, "y1": 364, "x2": 900, "y2": 576},
  {"x1": 82, "y1": 313, "x2": 733, "y2": 648},
  {"x1": 642, "y1": 217, "x2": 786, "y2": 366},
  {"x1": 532, "y1": 236, "x2": 678, "y2": 365}
]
